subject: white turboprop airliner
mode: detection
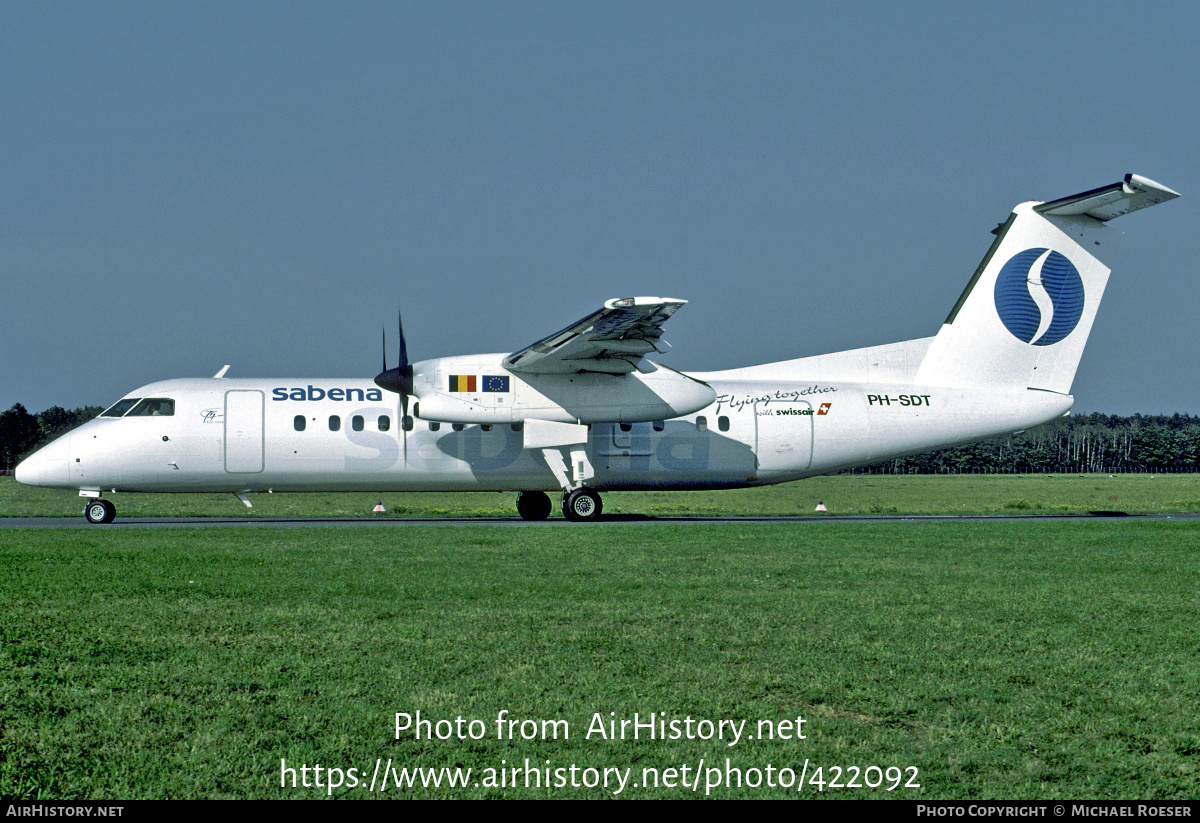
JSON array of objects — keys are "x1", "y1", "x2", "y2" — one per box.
[{"x1": 15, "y1": 174, "x2": 1179, "y2": 523}]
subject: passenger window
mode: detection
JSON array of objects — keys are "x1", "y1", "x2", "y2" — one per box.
[
  {"x1": 402, "y1": 416, "x2": 414, "y2": 431},
  {"x1": 653, "y1": 421, "x2": 665, "y2": 432},
  {"x1": 127, "y1": 398, "x2": 175, "y2": 416},
  {"x1": 294, "y1": 415, "x2": 306, "y2": 432},
  {"x1": 352, "y1": 415, "x2": 364, "y2": 431},
  {"x1": 429, "y1": 422, "x2": 441, "y2": 431},
  {"x1": 378, "y1": 416, "x2": 390, "y2": 431},
  {"x1": 100, "y1": 398, "x2": 140, "y2": 417},
  {"x1": 718, "y1": 416, "x2": 730, "y2": 432},
  {"x1": 696, "y1": 416, "x2": 708, "y2": 432},
  {"x1": 619, "y1": 423, "x2": 632, "y2": 432},
  {"x1": 481, "y1": 424, "x2": 492, "y2": 432},
  {"x1": 511, "y1": 423, "x2": 522, "y2": 432},
  {"x1": 329, "y1": 415, "x2": 341, "y2": 432},
  {"x1": 452, "y1": 423, "x2": 464, "y2": 432}
]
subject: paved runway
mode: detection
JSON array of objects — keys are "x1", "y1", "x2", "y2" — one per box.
[{"x1": 3, "y1": 513, "x2": 1197, "y2": 529}]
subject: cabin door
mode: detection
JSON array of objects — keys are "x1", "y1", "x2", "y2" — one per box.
[
  {"x1": 224, "y1": 390, "x2": 264, "y2": 473},
  {"x1": 754, "y1": 401, "x2": 814, "y2": 473}
]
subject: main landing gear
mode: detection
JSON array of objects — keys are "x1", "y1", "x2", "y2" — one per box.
[
  {"x1": 514, "y1": 489, "x2": 604, "y2": 522},
  {"x1": 562, "y1": 489, "x2": 603, "y2": 522},
  {"x1": 516, "y1": 491, "x2": 553, "y2": 521},
  {"x1": 84, "y1": 499, "x2": 116, "y2": 524}
]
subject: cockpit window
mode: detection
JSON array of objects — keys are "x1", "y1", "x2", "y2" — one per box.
[
  {"x1": 100, "y1": 398, "x2": 141, "y2": 417},
  {"x1": 126, "y1": 398, "x2": 175, "y2": 417}
]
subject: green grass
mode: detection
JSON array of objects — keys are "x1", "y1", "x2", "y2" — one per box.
[
  {"x1": 5, "y1": 473, "x2": 1200, "y2": 519},
  {"x1": 2, "y1": 522, "x2": 1198, "y2": 798}
]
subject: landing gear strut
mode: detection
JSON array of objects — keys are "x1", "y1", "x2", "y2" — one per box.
[
  {"x1": 562, "y1": 489, "x2": 603, "y2": 522},
  {"x1": 84, "y1": 499, "x2": 116, "y2": 524},
  {"x1": 516, "y1": 491, "x2": 552, "y2": 521}
]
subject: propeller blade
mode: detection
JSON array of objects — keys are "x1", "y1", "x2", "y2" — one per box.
[
  {"x1": 399, "y1": 388, "x2": 408, "y2": 465},
  {"x1": 396, "y1": 313, "x2": 410, "y2": 465},
  {"x1": 397, "y1": 310, "x2": 409, "y2": 371}
]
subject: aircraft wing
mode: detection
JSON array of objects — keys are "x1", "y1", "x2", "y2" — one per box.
[{"x1": 503, "y1": 296, "x2": 686, "y2": 375}]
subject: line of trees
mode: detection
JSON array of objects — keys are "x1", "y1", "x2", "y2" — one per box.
[
  {"x1": 5, "y1": 403, "x2": 1200, "y2": 475},
  {"x1": 0, "y1": 404, "x2": 104, "y2": 472},
  {"x1": 849, "y1": 412, "x2": 1200, "y2": 474}
]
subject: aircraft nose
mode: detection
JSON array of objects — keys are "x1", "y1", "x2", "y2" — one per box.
[
  {"x1": 13, "y1": 437, "x2": 71, "y2": 488},
  {"x1": 13, "y1": 456, "x2": 33, "y2": 485},
  {"x1": 14, "y1": 454, "x2": 46, "y2": 485}
]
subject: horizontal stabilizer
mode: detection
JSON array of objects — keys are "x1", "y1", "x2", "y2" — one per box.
[{"x1": 1034, "y1": 173, "x2": 1179, "y2": 222}]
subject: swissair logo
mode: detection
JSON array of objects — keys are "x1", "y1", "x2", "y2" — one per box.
[{"x1": 817, "y1": 403, "x2": 831, "y2": 415}]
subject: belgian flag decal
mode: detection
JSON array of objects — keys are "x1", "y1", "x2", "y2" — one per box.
[{"x1": 449, "y1": 375, "x2": 477, "y2": 392}]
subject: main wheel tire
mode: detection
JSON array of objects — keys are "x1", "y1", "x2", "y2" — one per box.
[
  {"x1": 562, "y1": 489, "x2": 603, "y2": 522},
  {"x1": 516, "y1": 491, "x2": 552, "y2": 521},
  {"x1": 84, "y1": 499, "x2": 116, "y2": 524}
]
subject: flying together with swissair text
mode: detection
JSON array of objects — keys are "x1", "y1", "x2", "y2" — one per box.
[{"x1": 16, "y1": 174, "x2": 1180, "y2": 522}]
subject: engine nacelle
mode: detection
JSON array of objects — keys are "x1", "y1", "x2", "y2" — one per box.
[{"x1": 410, "y1": 354, "x2": 715, "y2": 425}]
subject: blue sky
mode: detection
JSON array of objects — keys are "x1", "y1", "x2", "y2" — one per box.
[{"x1": 3, "y1": 2, "x2": 1196, "y2": 415}]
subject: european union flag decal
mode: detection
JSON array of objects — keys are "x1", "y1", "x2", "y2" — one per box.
[{"x1": 483, "y1": 375, "x2": 510, "y2": 392}]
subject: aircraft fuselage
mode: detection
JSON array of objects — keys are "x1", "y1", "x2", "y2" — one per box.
[{"x1": 17, "y1": 374, "x2": 1070, "y2": 495}]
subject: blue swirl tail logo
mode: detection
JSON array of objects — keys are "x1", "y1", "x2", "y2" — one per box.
[{"x1": 993, "y1": 248, "x2": 1084, "y2": 346}]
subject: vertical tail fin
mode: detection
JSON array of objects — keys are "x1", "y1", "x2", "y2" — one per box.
[{"x1": 915, "y1": 174, "x2": 1178, "y2": 393}]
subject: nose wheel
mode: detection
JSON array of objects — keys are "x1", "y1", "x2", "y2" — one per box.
[
  {"x1": 84, "y1": 499, "x2": 116, "y2": 524},
  {"x1": 562, "y1": 489, "x2": 602, "y2": 522}
]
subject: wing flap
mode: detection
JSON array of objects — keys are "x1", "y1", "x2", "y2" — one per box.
[{"x1": 504, "y1": 297, "x2": 686, "y2": 374}]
